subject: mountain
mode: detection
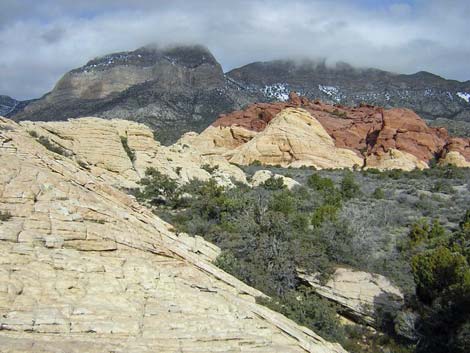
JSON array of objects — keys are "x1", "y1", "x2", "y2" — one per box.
[
  {"x1": 227, "y1": 60, "x2": 470, "y2": 122},
  {"x1": 0, "y1": 95, "x2": 18, "y2": 116},
  {"x1": 0, "y1": 95, "x2": 35, "y2": 116},
  {"x1": 10, "y1": 45, "x2": 265, "y2": 144},
  {"x1": 9, "y1": 46, "x2": 470, "y2": 144}
]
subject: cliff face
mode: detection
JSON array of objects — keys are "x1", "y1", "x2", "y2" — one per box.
[
  {"x1": 0, "y1": 116, "x2": 347, "y2": 353},
  {"x1": 181, "y1": 93, "x2": 470, "y2": 170}
]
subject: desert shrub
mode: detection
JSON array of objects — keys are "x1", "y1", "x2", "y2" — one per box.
[
  {"x1": 0, "y1": 210, "x2": 12, "y2": 222},
  {"x1": 28, "y1": 130, "x2": 38, "y2": 138},
  {"x1": 37, "y1": 136, "x2": 68, "y2": 156},
  {"x1": 331, "y1": 109, "x2": 347, "y2": 118},
  {"x1": 408, "y1": 211, "x2": 470, "y2": 353},
  {"x1": 257, "y1": 286, "x2": 346, "y2": 343},
  {"x1": 201, "y1": 163, "x2": 218, "y2": 174},
  {"x1": 137, "y1": 168, "x2": 182, "y2": 207},
  {"x1": 431, "y1": 180, "x2": 455, "y2": 194},
  {"x1": 120, "y1": 136, "x2": 136, "y2": 162},
  {"x1": 268, "y1": 190, "x2": 297, "y2": 215},
  {"x1": 307, "y1": 173, "x2": 335, "y2": 192},
  {"x1": 261, "y1": 175, "x2": 286, "y2": 190},
  {"x1": 311, "y1": 205, "x2": 339, "y2": 228},
  {"x1": 372, "y1": 187, "x2": 385, "y2": 199},
  {"x1": 340, "y1": 171, "x2": 361, "y2": 199}
]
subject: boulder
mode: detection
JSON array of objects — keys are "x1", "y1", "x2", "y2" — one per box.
[
  {"x1": 251, "y1": 170, "x2": 300, "y2": 190},
  {"x1": 298, "y1": 267, "x2": 404, "y2": 327}
]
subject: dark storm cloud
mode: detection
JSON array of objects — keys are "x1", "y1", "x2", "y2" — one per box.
[{"x1": 1, "y1": 0, "x2": 469, "y2": 99}]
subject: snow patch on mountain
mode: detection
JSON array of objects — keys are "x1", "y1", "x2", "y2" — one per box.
[
  {"x1": 318, "y1": 85, "x2": 341, "y2": 102},
  {"x1": 457, "y1": 92, "x2": 470, "y2": 103},
  {"x1": 262, "y1": 83, "x2": 290, "y2": 101}
]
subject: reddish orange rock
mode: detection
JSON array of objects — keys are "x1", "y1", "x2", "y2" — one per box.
[{"x1": 209, "y1": 92, "x2": 470, "y2": 166}]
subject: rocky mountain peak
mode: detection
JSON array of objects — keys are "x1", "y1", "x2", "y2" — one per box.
[{"x1": 73, "y1": 44, "x2": 219, "y2": 74}]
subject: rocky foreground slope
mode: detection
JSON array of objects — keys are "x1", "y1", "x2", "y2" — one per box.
[
  {"x1": 0, "y1": 116, "x2": 347, "y2": 352},
  {"x1": 182, "y1": 93, "x2": 470, "y2": 170}
]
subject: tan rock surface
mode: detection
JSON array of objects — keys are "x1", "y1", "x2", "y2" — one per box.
[
  {"x1": 365, "y1": 148, "x2": 428, "y2": 171},
  {"x1": 0, "y1": 117, "x2": 347, "y2": 353},
  {"x1": 229, "y1": 108, "x2": 363, "y2": 169},
  {"x1": 439, "y1": 151, "x2": 470, "y2": 168},
  {"x1": 298, "y1": 268, "x2": 404, "y2": 327},
  {"x1": 20, "y1": 118, "x2": 247, "y2": 189}
]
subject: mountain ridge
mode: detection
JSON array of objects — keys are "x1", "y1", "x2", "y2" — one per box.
[{"x1": 6, "y1": 44, "x2": 470, "y2": 144}]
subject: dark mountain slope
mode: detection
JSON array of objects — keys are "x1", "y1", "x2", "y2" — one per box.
[{"x1": 227, "y1": 60, "x2": 470, "y2": 122}]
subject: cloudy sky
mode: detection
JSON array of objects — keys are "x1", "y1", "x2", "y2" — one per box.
[{"x1": 1, "y1": 0, "x2": 469, "y2": 99}]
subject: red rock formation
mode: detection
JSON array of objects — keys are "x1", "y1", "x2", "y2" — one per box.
[
  {"x1": 369, "y1": 108, "x2": 448, "y2": 162},
  {"x1": 445, "y1": 137, "x2": 470, "y2": 160},
  {"x1": 209, "y1": 92, "x2": 470, "y2": 165}
]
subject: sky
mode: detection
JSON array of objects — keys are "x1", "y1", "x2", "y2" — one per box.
[{"x1": 0, "y1": 0, "x2": 469, "y2": 100}]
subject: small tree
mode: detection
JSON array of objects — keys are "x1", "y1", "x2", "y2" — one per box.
[
  {"x1": 340, "y1": 171, "x2": 361, "y2": 199},
  {"x1": 138, "y1": 168, "x2": 181, "y2": 207}
]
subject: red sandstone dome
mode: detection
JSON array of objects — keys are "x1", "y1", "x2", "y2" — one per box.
[{"x1": 208, "y1": 92, "x2": 470, "y2": 167}]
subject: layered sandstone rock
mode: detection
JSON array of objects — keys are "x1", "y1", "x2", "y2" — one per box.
[
  {"x1": 184, "y1": 93, "x2": 470, "y2": 170},
  {"x1": 20, "y1": 118, "x2": 247, "y2": 189},
  {"x1": 298, "y1": 268, "x2": 404, "y2": 327},
  {"x1": 440, "y1": 137, "x2": 470, "y2": 167},
  {"x1": 0, "y1": 116, "x2": 346, "y2": 353},
  {"x1": 251, "y1": 170, "x2": 300, "y2": 190},
  {"x1": 229, "y1": 108, "x2": 363, "y2": 168},
  {"x1": 365, "y1": 149, "x2": 428, "y2": 171}
]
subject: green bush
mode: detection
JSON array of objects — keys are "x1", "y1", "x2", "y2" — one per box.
[
  {"x1": 137, "y1": 168, "x2": 182, "y2": 208},
  {"x1": 409, "y1": 211, "x2": 470, "y2": 353},
  {"x1": 0, "y1": 210, "x2": 12, "y2": 222},
  {"x1": 120, "y1": 136, "x2": 136, "y2": 162},
  {"x1": 372, "y1": 187, "x2": 385, "y2": 199},
  {"x1": 257, "y1": 287, "x2": 346, "y2": 343},
  {"x1": 261, "y1": 176, "x2": 286, "y2": 190},
  {"x1": 201, "y1": 163, "x2": 219, "y2": 174},
  {"x1": 28, "y1": 130, "x2": 38, "y2": 138},
  {"x1": 307, "y1": 173, "x2": 335, "y2": 192},
  {"x1": 312, "y1": 205, "x2": 339, "y2": 228},
  {"x1": 37, "y1": 136, "x2": 68, "y2": 156},
  {"x1": 407, "y1": 219, "x2": 447, "y2": 248},
  {"x1": 340, "y1": 171, "x2": 361, "y2": 199},
  {"x1": 431, "y1": 180, "x2": 455, "y2": 194}
]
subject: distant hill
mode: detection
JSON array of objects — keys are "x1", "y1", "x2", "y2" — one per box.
[{"x1": 226, "y1": 60, "x2": 470, "y2": 122}]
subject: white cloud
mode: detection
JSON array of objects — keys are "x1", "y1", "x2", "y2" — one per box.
[{"x1": 0, "y1": 0, "x2": 469, "y2": 99}]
